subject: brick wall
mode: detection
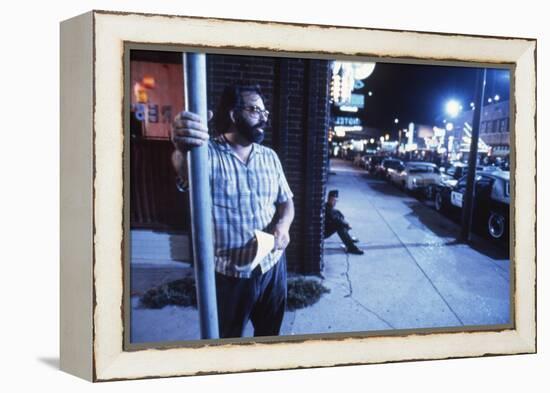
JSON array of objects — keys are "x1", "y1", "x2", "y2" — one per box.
[{"x1": 206, "y1": 54, "x2": 330, "y2": 274}]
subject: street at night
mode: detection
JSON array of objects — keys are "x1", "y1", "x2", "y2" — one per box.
[{"x1": 127, "y1": 51, "x2": 513, "y2": 343}]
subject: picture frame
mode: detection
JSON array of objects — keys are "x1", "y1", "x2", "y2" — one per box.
[{"x1": 60, "y1": 10, "x2": 536, "y2": 382}]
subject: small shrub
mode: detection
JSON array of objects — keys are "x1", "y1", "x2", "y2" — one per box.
[
  {"x1": 139, "y1": 275, "x2": 330, "y2": 311},
  {"x1": 286, "y1": 277, "x2": 330, "y2": 311},
  {"x1": 139, "y1": 276, "x2": 197, "y2": 309}
]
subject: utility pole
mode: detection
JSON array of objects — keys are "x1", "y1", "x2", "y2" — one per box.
[
  {"x1": 184, "y1": 53, "x2": 219, "y2": 339},
  {"x1": 461, "y1": 68, "x2": 487, "y2": 242}
]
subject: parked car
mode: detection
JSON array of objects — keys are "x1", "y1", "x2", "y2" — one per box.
[
  {"x1": 477, "y1": 165, "x2": 504, "y2": 174},
  {"x1": 367, "y1": 156, "x2": 384, "y2": 174},
  {"x1": 424, "y1": 162, "x2": 465, "y2": 199},
  {"x1": 427, "y1": 162, "x2": 505, "y2": 200},
  {"x1": 444, "y1": 162, "x2": 503, "y2": 179},
  {"x1": 353, "y1": 153, "x2": 368, "y2": 167},
  {"x1": 376, "y1": 158, "x2": 403, "y2": 179},
  {"x1": 388, "y1": 161, "x2": 440, "y2": 196},
  {"x1": 443, "y1": 162, "x2": 469, "y2": 180},
  {"x1": 359, "y1": 154, "x2": 374, "y2": 170},
  {"x1": 434, "y1": 171, "x2": 510, "y2": 241}
]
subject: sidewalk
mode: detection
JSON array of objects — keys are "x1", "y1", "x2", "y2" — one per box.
[
  {"x1": 283, "y1": 159, "x2": 509, "y2": 336},
  {"x1": 130, "y1": 159, "x2": 510, "y2": 343}
]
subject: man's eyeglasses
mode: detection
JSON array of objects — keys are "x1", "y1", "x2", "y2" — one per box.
[{"x1": 236, "y1": 105, "x2": 270, "y2": 119}]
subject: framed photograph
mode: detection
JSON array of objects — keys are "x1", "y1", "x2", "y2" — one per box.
[{"x1": 60, "y1": 10, "x2": 536, "y2": 382}]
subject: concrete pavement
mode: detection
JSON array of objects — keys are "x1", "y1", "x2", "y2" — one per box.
[{"x1": 130, "y1": 158, "x2": 510, "y2": 343}]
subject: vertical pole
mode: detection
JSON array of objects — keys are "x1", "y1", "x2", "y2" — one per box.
[
  {"x1": 183, "y1": 53, "x2": 219, "y2": 339},
  {"x1": 461, "y1": 68, "x2": 487, "y2": 242}
]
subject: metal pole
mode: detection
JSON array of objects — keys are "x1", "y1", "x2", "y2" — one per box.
[
  {"x1": 183, "y1": 53, "x2": 219, "y2": 339},
  {"x1": 461, "y1": 68, "x2": 487, "y2": 242}
]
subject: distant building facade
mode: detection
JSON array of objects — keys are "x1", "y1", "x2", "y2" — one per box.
[{"x1": 448, "y1": 100, "x2": 511, "y2": 159}]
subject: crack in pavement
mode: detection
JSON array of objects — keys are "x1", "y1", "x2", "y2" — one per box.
[
  {"x1": 344, "y1": 252, "x2": 396, "y2": 329},
  {"x1": 326, "y1": 250, "x2": 395, "y2": 330},
  {"x1": 343, "y1": 251, "x2": 353, "y2": 298},
  {"x1": 350, "y1": 297, "x2": 395, "y2": 330}
]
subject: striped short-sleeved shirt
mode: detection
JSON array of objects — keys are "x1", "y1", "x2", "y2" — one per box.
[{"x1": 208, "y1": 137, "x2": 293, "y2": 278}]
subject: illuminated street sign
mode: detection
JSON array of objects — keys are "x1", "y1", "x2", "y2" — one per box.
[{"x1": 335, "y1": 117, "x2": 362, "y2": 126}]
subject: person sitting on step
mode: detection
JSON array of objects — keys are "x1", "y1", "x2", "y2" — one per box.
[{"x1": 324, "y1": 189, "x2": 364, "y2": 255}]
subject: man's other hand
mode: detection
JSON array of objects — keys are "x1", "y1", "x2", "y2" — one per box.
[{"x1": 273, "y1": 223, "x2": 290, "y2": 251}]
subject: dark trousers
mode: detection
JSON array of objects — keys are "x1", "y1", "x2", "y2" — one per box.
[
  {"x1": 215, "y1": 256, "x2": 287, "y2": 339},
  {"x1": 325, "y1": 225, "x2": 355, "y2": 249}
]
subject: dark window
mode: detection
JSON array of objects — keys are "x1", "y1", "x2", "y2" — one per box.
[
  {"x1": 480, "y1": 121, "x2": 487, "y2": 134},
  {"x1": 485, "y1": 120, "x2": 494, "y2": 134}
]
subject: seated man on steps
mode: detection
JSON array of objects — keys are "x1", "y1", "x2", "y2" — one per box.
[{"x1": 324, "y1": 189, "x2": 364, "y2": 255}]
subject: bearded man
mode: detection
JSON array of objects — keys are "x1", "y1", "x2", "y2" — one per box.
[{"x1": 171, "y1": 83, "x2": 295, "y2": 338}]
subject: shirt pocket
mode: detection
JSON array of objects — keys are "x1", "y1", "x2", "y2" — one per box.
[{"x1": 258, "y1": 175, "x2": 278, "y2": 209}]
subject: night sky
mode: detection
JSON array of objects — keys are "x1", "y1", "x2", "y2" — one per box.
[{"x1": 345, "y1": 62, "x2": 511, "y2": 135}]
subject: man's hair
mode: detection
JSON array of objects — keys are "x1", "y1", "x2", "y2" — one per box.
[{"x1": 212, "y1": 83, "x2": 266, "y2": 136}]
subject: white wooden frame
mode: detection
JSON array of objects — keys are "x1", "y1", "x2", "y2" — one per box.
[{"x1": 60, "y1": 10, "x2": 536, "y2": 382}]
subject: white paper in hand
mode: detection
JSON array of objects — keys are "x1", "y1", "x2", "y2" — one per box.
[{"x1": 234, "y1": 230, "x2": 283, "y2": 273}]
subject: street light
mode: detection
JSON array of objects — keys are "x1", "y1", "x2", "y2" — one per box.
[
  {"x1": 445, "y1": 99, "x2": 461, "y2": 118},
  {"x1": 394, "y1": 118, "x2": 399, "y2": 124}
]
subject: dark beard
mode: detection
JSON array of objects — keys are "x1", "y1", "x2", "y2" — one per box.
[{"x1": 234, "y1": 115, "x2": 266, "y2": 144}]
